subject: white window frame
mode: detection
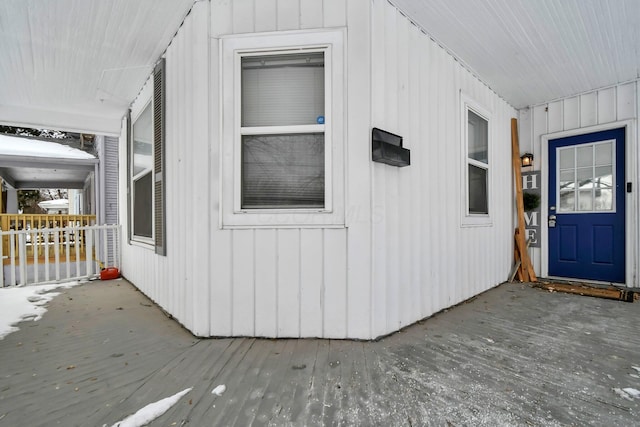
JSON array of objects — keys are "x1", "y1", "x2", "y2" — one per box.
[
  {"x1": 460, "y1": 93, "x2": 492, "y2": 227},
  {"x1": 220, "y1": 29, "x2": 345, "y2": 228},
  {"x1": 130, "y1": 81, "x2": 155, "y2": 245}
]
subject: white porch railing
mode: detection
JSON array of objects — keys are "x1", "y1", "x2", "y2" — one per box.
[{"x1": 0, "y1": 224, "x2": 121, "y2": 287}]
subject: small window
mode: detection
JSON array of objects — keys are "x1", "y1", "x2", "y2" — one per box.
[{"x1": 461, "y1": 94, "x2": 492, "y2": 226}]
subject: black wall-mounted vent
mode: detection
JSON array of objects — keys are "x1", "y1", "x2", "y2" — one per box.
[{"x1": 371, "y1": 127, "x2": 410, "y2": 167}]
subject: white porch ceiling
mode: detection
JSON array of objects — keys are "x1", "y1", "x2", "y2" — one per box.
[
  {"x1": 0, "y1": 134, "x2": 97, "y2": 189},
  {"x1": 0, "y1": 0, "x2": 638, "y2": 136},
  {"x1": 0, "y1": 0, "x2": 195, "y2": 136},
  {"x1": 391, "y1": 0, "x2": 640, "y2": 109}
]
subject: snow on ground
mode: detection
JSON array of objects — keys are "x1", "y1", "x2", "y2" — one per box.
[
  {"x1": 211, "y1": 384, "x2": 226, "y2": 396},
  {"x1": 111, "y1": 388, "x2": 192, "y2": 427},
  {"x1": 1, "y1": 281, "x2": 193, "y2": 426},
  {"x1": 0, "y1": 133, "x2": 95, "y2": 159},
  {"x1": 623, "y1": 388, "x2": 640, "y2": 399},
  {"x1": 0, "y1": 281, "x2": 81, "y2": 339}
]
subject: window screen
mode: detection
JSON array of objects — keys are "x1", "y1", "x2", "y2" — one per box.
[{"x1": 242, "y1": 133, "x2": 324, "y2": 208}]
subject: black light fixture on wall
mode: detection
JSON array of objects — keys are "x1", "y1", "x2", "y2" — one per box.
[{"x1": 520, "y1": 152, "x2": 534, "y2": 167}]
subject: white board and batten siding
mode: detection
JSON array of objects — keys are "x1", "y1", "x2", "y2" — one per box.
[
  {"x1": 209, "y1": 0, "x2": 357, "y2": 339},
  {"x1": 520, "y1": 80, "x2": 639, "y2": 283},
  {"x1": 120, "y1": 0, "x2": 517, "y2": 340},
  {"x1": 119, "y1": 0, "x2": 210, "y2": 335},
  {"x1": 369, "y1": 1, "x2": 516, "y2": 338}
]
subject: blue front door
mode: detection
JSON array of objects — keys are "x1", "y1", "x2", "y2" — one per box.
[{"x1": 548, "y1": 128, "x2": 625, "y2": 283}]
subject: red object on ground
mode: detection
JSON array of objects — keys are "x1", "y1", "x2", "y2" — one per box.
[{"x1": 100, "y1": 267, "x2": 120, "y2": 280}]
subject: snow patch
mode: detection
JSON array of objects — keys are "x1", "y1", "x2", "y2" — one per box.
[
  {"x1": 211, "y1": 384, "x2": 226, "y2": 396},
  {"x1": 622, "y1": 388, "x2": 640, "y2": 399},
  {"x1": 613, "y1": 388, "x2": 634, "y2": 401},
  {"x1": 111, "y1": 387, "x2": 192, "y2": 427},
  {"x1": 631, "y1": 366, "x2": 640, "y2": 373},
  {"x1": 0, "y1": 282, "x2": 82, "y2": 339}
]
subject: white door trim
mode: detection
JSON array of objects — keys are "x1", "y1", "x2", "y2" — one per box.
[{"x1": 540, "y1": 120, "x2": 637, "y2": 287}]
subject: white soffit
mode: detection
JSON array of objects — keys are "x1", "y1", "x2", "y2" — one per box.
[
  {"x1": 392, "y1": 0, "x2": 640, "y2": 109},
  {"x1": 0, "y1": 0, "x2": 195, "y2": 135}
]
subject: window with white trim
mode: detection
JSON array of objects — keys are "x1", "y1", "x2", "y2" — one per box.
[
  {"x1": 221, "y1": 30, "x2": 345, "y2": 227},
  {"x1": 461, "y1": 94, "x2": 492, "y2": 225},
  {"x1": 128, "y1": 59, "x2": 166, "y2": 253}
]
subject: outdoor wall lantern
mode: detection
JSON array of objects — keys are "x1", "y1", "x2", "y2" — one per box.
[
  {"x1": 371, "y1": 127, "x2": 410, "y2": 167},
  {"x1": 520, "y1": 152, "x2": 534, "y2": 168}
]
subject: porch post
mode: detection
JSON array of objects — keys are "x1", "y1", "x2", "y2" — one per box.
[
  {"x1": 94, "y1": 162, "x2": 101, "y2": 225},
  {"x1": 6, "y1": 189, "x2": 18, "y2": 214}
]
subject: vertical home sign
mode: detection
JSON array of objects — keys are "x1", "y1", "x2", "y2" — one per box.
[{"x1": 522, "y1": 171, "x2": 541, "y2": 247}]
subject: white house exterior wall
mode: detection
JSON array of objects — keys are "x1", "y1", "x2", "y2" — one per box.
[
  {"x1": 519, "y1": 80, "x2": 639, "y2": 285},
  {"x1": 119, "y1": 0, "x2": 517, "y2": 339},
  {"x1": 118, "y1": 0, "x2": 211, "y2": 335},
  {"x1": 208, "y1": 0, "x2": 363, "y2": 339},
  {"x1": 368, "y1": 1, "x2": 516, "y2": 337}
]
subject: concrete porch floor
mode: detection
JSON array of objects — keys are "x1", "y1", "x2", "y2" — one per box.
[{"x1": 0, "y1": 279, "x2": 638, "y2": 426}]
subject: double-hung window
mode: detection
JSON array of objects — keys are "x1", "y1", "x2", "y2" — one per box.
[
  {"x1": 129, "y1": 59, "x2": 166, "y2": 254},
  {"x1": 221, "y1": 29, "x2": 345, "y2": 227},
  {"x1": 461, "y1": 94, "x2": 492, "y2": 225},
  {"x1": 241, "y1": 52, "x2": 325, "y2": 209}
]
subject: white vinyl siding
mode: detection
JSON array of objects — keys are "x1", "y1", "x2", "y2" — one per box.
[
  {"x1": 121, "y1": 0, "x2": 518, "y2": 339},
  {"x1": 120, "y1": 1, "x2": 210, "y2": 333},
  {"x1": 520, "y1": 80, "x2": 638, "y2": 283},
  {"x1": 369, "y1": 1, "x2": 513, "y2": 337}
]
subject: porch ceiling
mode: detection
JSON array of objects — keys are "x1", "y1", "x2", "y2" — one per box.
[
  {"x1": 0, "y1": 0, "x2": 195, "y2": 136},
  {"x1": 0, "y1": 166, "x2": 91, "y2": 190},
  {"x1": 391, "y1": 0, "x2": 640, "y2": 109},
  {"x1": 0, "y1": 134, "x2": 97, "y2": 189},
  {"x1": 0, "y1": 1, "x2": 637, "y2": 136}
]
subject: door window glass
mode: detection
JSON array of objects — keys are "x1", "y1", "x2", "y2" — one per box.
[{"x1": 557, "y1": 140, "x2": 614, "y2": 212}]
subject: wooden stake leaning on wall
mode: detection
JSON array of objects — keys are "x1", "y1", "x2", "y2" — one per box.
[{"x1": 511, "y1": 118, "x2": 537, "y2": 282}]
